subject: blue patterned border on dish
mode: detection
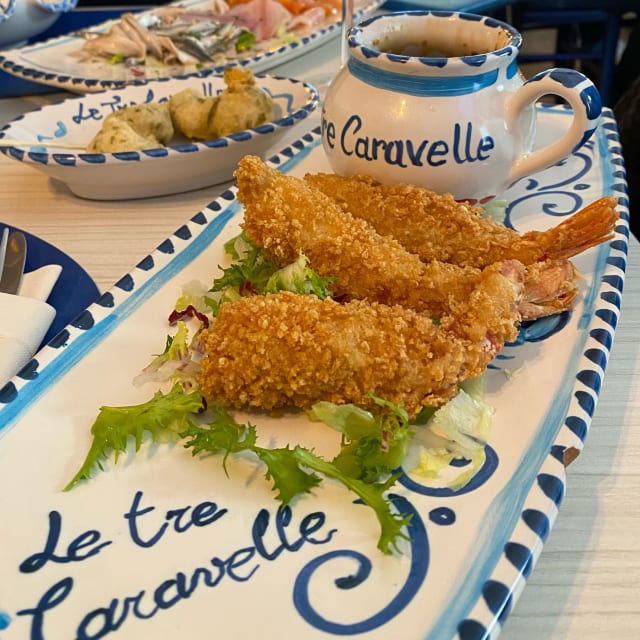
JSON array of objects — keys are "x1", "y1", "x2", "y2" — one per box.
[
  {"x1": 0, "y1": 0, "x2": 383, "y2": 92},
  {"x1": 451, "y1": 106, "x2": 629, "y2": 640},
  {"x1": 0, "y1": 109, "x2": 629, "y2": 640}
]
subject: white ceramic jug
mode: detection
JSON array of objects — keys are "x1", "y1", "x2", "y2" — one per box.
[{"x1": 322, "y1": 11, "x2": 602, "y2": 203}]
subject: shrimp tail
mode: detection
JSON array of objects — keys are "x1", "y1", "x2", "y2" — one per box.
[
  {"x1": 524, "y1": 196, "x2": 619, "y2": 262},
  {"x1": 519, "y1": 259, "x2": 581, "y2": 321}
]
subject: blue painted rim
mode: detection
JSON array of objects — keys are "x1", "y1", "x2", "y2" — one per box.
[
  {"x1": 0, "y1": 74, "x2": 320, "y2": 167},
  {"x1": 348, "y1": 10, "x2": 521, "y2": 72},
  {"x1": 0, "y1": 0, "x2": 384, "y2": 92}
]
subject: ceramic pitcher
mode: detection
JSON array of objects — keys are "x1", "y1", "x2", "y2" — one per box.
[{"x1": 322, "y1": 11, "x2": 602, "y2": 203}]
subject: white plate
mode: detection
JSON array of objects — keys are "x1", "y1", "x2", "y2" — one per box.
[
  {"x1": 0, "y1": 106, "x2": 629, "y2": 640},
  {"x1": 0, "y1": 73, "x2": 319, "y2": 199},
  {"x1": 0, "y1": 0, "x2": 382, "y2": 92}
]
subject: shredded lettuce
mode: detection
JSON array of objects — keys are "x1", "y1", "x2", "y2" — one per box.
[
  {"x1": 480, "y1": 199, "x2": 508, "y2": 225},
  {"x1": 265, "y1": 253, "x2": 334, "y2": 298},
  {"x1": 133, "y1": 321, "x2": 201, "y2": 389},
  {"x1": 407, "y1": 377, "x2": 494, "y2": 489},
  {"x1": 308, "y1": 394, "x2": 413, "y2": 482}
]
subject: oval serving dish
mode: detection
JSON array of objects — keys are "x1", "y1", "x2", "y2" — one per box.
[{"x1": 0, "y1": 72, "x2": 319, "y2": 200}]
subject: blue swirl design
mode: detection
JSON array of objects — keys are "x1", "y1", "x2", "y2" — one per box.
[
  {"x1": 292, "y1": 495, "x2": 428, "y2": 634},
  {"x1": 399, "y1": 446, "x2": 499, "y2": 497},
  {"x1": 454, "y1": 108, "x2": 628, "y2": 640}
]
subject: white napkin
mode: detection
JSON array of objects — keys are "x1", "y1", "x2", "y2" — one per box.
[{"x1": 0, "y1": 265, "x2": 62, "y2": 387}]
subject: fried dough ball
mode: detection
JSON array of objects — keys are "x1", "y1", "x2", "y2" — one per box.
[
  {"x1": 87, "y1": 102, "x2": 173, "y2": 152},
  {"x1": 111, "y1": 102, "x2": 173, "y2": 144},
  {"x1": 208, "y1": 67, "x2": 275, "y2": 137},
  {"x1": 86, "y1": 117, "x2": 160, "y2": 153},
  {"x1": 169, "y1": 68, "x2": 274, "y2": 140},
  {"x1": 168, "y1": 88, "x2": 217, "y2": 140}
]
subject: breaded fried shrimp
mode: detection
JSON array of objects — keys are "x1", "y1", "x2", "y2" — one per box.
[
  {"x1": 198, "y1": 290, "x2": 516, "y2": 417},
  {"x1": 237, "y1": 155, "x2": 500, "y2": 321},
  {"x1": 304, "y1": 173, "x2": 618, "y2": 268}
]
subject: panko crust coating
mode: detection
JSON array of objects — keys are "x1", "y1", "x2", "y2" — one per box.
[
  {"x1": 199, "y1": 292, "x2": 495, "y2": 416},
  {"x1": 304, "y1": 172, "x2": 618, "y2": 268},
  {"x1": 236, "y1": 154, "x2": 483, "y2": 321}
]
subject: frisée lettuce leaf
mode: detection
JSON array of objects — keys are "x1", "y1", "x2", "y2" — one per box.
[
  {"x1": 182, "y1": 404, "x2": 410, "y2": 554},
  {"x1": 65, "y1": 389, "x2": 411, "y2": 554},
  {"x1": 308, "y1": 394, "x2": 413, "y2": 482},
  {"x1": 64, "y1": 384, "x2": 204, "y2": 491},
  {"x1": 210, "y1": 231, "x2": 335, "y2": 309}
]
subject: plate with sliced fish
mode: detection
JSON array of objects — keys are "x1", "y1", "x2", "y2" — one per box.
[{"x1": 0, "y1": 0, "x2": 382, "y2": 93}]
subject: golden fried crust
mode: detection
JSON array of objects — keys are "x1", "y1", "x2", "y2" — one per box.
[
  {"x1": 304, "y1": 172, "x2": 518, "y2": 266},
  {"x1": 169, "y1": 88, "x2": 217, "y2": 140},
  {"x1": 199, "y1": 292, "x2": 484, "y2": 416},
  {"x1": 304, "y1": 173, "x2": 618, "y2": 268},
  {"x1": 236, "y1": 155, "x2": 481, "y2": 319}
]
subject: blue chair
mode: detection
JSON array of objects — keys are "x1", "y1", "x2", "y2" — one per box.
[{"x1": 508, "y1": 1, "x2": 639, "y2": 106}]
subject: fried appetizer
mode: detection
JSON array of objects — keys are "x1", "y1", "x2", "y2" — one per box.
[
  {"x1": 87, "y1": 102, "x2": 173, "y2": 152},
  {"x1": 208, "y1": 68, "x2": 275, "y2": 138},
  {"x1": 170, "y1": 68, "x2": 274, "y2": 140},
  {"x1": 237, "y1": 156, "x2": 568, "y2": 326},
  {"x1": 86, "y1": 117, "x2": 161, "y2": 153},
  {"x1": 199, "y1": 287, "x2": 520, "y2": 417},
  {"x1": 237, "y1": 155, "x2": 489, "y2": 322},
  {"x1": 304, "y1": 172, "x2": 619, "y2": 268},
  {"x1": 237, "y1": 156, "x2": 595, "y2": 321},
  {"x1": 169, "y1": 88, "x2": 217, "y2": 140},
  {"x1": 88, "y1": 69, "x2": 274, "y2": 151}
]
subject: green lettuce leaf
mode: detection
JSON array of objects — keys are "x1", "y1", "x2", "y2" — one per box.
[
  {"x1": 183, "y1": 405, "x2": 409, "y2": 554},
  {"x1": 210, "y1": 232, "x2": 334, "y2": 311},
  {"x1": 64, "y1": 385, "x2": 204, "y2": 491},
  {"x1": 308, "y1": 395, "x2": 413, "y2": 482}
]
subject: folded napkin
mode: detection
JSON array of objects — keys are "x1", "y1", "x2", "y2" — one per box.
[{"x1": 0, "y1": 264, "x2": 62, "y2": 387}]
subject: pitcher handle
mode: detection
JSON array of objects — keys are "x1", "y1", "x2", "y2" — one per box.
[{"x1": 505, "y1": 69, "x2": 602, "y2": 187}]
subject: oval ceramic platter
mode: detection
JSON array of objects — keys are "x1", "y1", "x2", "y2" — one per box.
[
  {"x1": 0, "y1": 106, "x2": 629, "y2": 640},
  {"x1": 0, "y1": 0, "x2": 382, "y2": 93},
  {"x1": 0, "y1": 73, "x2": 319, "y2": 199}
]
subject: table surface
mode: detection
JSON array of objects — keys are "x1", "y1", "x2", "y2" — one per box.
[{"x1": 1, "y1": 24, "x2": 639, "y2": 640}]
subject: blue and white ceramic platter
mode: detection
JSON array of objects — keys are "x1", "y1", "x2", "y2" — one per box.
[
  {"x1": 0, "y1": 106, "x2": 629, "y2": 640},
  {"x1": 0, "y1": 0, "x2": 382, "y2": 93},
  {"x1": 0, "y1": 73, "x2": 319, "y2": 199}
]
